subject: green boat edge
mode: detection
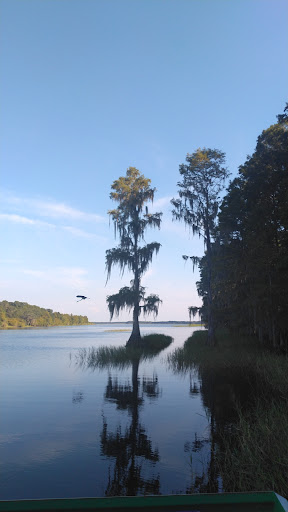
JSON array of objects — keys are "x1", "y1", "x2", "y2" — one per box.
[{"x1": 0, "y1": 492, "x2": 287, "y2": 512}]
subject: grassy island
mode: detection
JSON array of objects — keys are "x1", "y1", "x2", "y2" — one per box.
[{"x1": 76, "y1": 333, "x2": 173, "y2": 369}]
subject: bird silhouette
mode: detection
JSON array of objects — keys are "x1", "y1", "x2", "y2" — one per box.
[{"x1": 76, "y1": 295, "x2": 90, "y2": 302}]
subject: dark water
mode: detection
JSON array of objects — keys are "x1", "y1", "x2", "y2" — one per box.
[{"x1": 0, "y1": 323, "x2": 221, "y2": 500}]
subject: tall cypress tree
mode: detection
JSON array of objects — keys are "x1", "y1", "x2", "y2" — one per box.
[
  {"x1": 106, "y1": 167, "x2": 162, "y2": 346},
  {"x1": 172, "y1": 148, "x2": 229, "y2": 346}
]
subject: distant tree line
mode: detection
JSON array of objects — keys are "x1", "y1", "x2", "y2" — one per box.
[
  {"x1": 0, "y1": 301, "x2": 89, "y2": 328},
  {"x1": 195, "y1": 105, "x2": 288, "y2": 351}
]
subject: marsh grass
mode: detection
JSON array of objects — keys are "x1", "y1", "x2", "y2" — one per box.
[
  {"x1": 76, "y1": 333, "x2": 173, "y2": 370},
  {"x1": 219, "y1": 398, "x2": 288, "y2": 497},
  {"x1": 167, "y1": 329, "x2": 259, "y2": 373},
  {"x1": 219, "y1": 348, "x2": 288, "y2": 498},
  {"x1": 168, "y1": 329, "x2": 288, "y2": 498}
]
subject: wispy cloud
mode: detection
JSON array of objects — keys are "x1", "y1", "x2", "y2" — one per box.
[
  {"x1": 22, "y1": 266, "x2": 90, "y2": 289},
  {"x1": 0, "y1": 213, "x2": 54, "y2": 227},
  {"x1": 1, "y1": 191, "x2": 106, "y2": 223},
  {"x1": 0, "y1": 213, "x2": 107, "y2": 240},
  {"x1": 62, "y1": 226, "x2": 97, "y2": 238},
  {"x1": 59, "y1": 267, "x2": 88, "y2": 277},
  {"x1": 23, "y1": 270, "x2": 45, "y2": 277},
  {"x1": 32, "y1": 200, "x2": 105, "y2": 222},
  {"x1": 0, "y1": 258, "x2": 21, "y2": 264}
]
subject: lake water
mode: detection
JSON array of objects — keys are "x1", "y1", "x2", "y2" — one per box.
[{"x1": 0, "y1": 323, "x2": 215, "y2": 500}]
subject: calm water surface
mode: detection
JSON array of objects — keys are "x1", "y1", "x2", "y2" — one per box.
[{"x1": 0, "y1": 324, "x2": 213, "y2": 500}]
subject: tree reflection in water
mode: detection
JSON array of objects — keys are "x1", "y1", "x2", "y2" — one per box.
[
  {"x1": 169, "y1": 351, "x2": 260, "y2": 494},
  {"x1": 76, "y1": 336, "x2": 172, "y2": 496},
  {"x1": 101, "y1": 360, "x2": 160, "y2": 496}
]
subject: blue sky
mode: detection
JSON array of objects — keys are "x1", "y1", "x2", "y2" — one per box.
[{"x1": 1, "y1": 0, "x2": 287, "y2": 321}]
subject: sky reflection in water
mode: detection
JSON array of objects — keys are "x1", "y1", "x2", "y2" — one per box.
[{"x1": 0, "y1": 324, "x2": 212, "y2": 499}]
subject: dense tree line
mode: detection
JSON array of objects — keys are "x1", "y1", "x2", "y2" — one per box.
[
  {"x1": 0, "y1": 301, "x2": 89, "y2": 328},
  {"x1": 196, "y1": 105, "x2": 288, "y2": 351}
]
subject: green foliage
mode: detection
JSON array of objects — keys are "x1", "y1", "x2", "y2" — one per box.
[
  {"x1": 108, "y1": 167, "x2": 161, "y2": 243},
  {"x1": 106, "y1": 243, "x2": 161, "y2": 283},
  {"x1": 188, "y1": 306, "x2": 202, "y2": 321},
  {"x1": 106, "y1": 167, "x2": 162, "y2": 344},
  {"x1": 277, "y1": 101, "x2": 288, "y2": 124},
  {"x1": 172, "y1": 148, "x2": 229, "y2": 238},
  {"x1": 0, "y1": 300, "x2": 89, "y2": 328},
  {"x1": 107, "y1": 286, "x2": 137, "y2": 320},
  {"x1": 172, "y1": 148, "x2": 230, "y2": 346},
  {"x1": 141, "y1": 294, "x2": 162, "y2": 317},
  {"x1": 106, "y1": 286, "x2": 162, "y2": 322}
]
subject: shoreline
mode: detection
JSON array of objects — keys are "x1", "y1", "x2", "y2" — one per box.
[{"x1": 0, "y1": 322, "x2": 203, "y2": 330}]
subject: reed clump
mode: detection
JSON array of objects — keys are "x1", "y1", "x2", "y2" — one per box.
[
  {"x1": 76, "y1": 333, "x2": 173, "y2": 370},
  {"x1": 142, "y1": 333, "x2": 173, "y2": 351}
]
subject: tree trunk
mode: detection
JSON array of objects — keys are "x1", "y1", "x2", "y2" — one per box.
[
  {"x1": 206, "y1": 254, "x2": 215, "y2": 346},
  {"x1": 127, "y1": 235, "x2": 142, "y2": 347},
  {"x1": 126, "y1": 305, "x2": 141, "y2": 346},
  {"x1": 205, "y1": 222, "x2": 216, "y2": 347}
]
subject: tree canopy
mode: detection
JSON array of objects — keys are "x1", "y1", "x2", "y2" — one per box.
[{"x1": 172, "y1": 148, "x2": 230, "y2": 346}]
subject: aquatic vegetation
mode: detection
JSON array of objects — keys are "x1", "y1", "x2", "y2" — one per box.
[
  {"x1": 167, "y1": 329, "x2": 259, "y2": 372},
  {"x1": 76, "y1": 334, "x2": 173, "y2": 370},
  {"x1": 168, "y1": 328, "x2": 288, "y2": 498},
  {"x1": 219, "y1": 397, "x2": 288, "y2": 498}
]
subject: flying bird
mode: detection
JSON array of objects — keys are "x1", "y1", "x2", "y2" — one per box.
[{"x1": 76, "y1": 295, "x2": 90, "y2": 302}]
